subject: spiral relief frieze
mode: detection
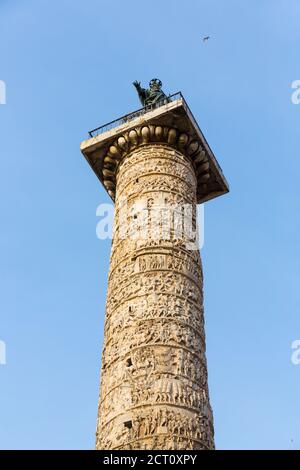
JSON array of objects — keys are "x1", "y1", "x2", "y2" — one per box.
[{"x1": 95, "y1": 140, "x2": 215, "y2": 450}]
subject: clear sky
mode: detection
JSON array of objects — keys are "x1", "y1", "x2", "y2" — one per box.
[{"x1": 0, "y1": 0, "x2": 299, "y2": 450}]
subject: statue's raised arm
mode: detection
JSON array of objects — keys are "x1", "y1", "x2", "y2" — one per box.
[{"x1": 133, "y1": 80, "x2": 147, "y2": 106}]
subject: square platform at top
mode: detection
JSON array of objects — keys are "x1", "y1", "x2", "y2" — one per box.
[{"x1": 80, "y1": 94, "x2": 229, "y2": 204}]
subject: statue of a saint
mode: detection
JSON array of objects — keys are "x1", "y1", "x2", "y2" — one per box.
[{"x1": 133, "y1": 78, "x2": 170, "y2": 107}]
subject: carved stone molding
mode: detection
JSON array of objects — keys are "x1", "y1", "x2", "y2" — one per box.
[{"x1": 102, "y1": 125, "x2": 210, "y2": 201}]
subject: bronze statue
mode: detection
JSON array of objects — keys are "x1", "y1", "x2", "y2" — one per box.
[{"x1": 133, "y1": 78, "x2": 170, "y2": 107}]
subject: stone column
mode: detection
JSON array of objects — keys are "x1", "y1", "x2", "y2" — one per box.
[{"x1": 81, "y1": 99, "x2": 229, "y2": 451}]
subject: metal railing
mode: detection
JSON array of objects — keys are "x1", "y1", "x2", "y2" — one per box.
[{"x1": 88, "y1": 92, "x2": 183, "y2": 138}]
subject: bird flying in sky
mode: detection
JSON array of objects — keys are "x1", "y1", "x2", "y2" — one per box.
[{"x1": 203, "y1": 36, "x2": 210, "y2": 42}]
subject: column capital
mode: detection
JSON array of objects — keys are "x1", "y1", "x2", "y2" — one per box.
[{"x1": 81, "y1": 97, "x2": 229, "y2": 204}]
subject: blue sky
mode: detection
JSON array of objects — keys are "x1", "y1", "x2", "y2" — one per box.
[{"x1": 0, "y1": 0, "x2": 299, "y2": 450}]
